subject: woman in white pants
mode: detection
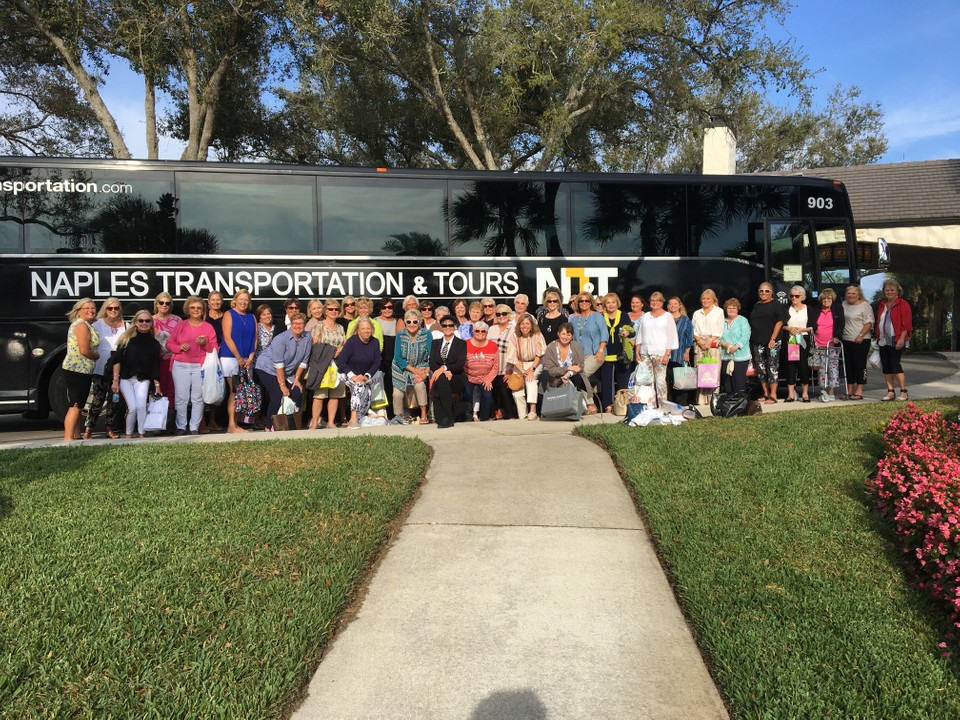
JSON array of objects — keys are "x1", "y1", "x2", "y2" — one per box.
[
  {"x1": 506, "y1": 313, "x2": 546, "y2": 419},
  {"x1": 111, "y1": 310, "x2": 162, "y2": 438},
  {"x1": 167, "y1": 296, "x2": 219, "y2": 434}
]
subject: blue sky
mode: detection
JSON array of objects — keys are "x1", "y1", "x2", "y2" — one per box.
[
  {"x1": 768, "y1": 0, "x2": 960, "y2": 163},
  {"x1": 100, "y1": 0, "x2": 960, "y2": 164}
]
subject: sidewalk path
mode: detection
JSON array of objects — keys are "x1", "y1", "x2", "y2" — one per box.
[{"x1": 292, "y1": 431, "x2": 728, "y2": 719}]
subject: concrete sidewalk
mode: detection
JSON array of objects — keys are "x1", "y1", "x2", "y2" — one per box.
[{"x1": 291, "y1": 430, "x2": 728, "y2": 720}]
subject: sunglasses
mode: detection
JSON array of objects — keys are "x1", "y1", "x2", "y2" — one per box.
[
  {"x1": 474, "y1": 330, "x2": 487, "y2": 334},
  {"x1": 382, "y1": 305, "x2": 394, "y2": 310},
  {"x1": 545, "y1": 299, "x2": 559, "y2": 304},
  {"x1": 405, "y1": 319, "x2": 420, "y2": 325},
  {"x1": 157, "y1": 300, "x2": 171, "y2": 306},
  {"x1": 441, "y1": 323, "x2": 457, "y2": 328},
  {"x1": 495, "y1": 312, "x2": 509, "y2": 317},
  {"x1": 326, "y1": 307, "x2": 339, "y2": 312},
  {"x1": 286, "y1": 305, "x2": 300, "y2": 310},
  {"x1": 790, "y1": 294, "x2": 802, "y2": 298},
  {"x1": 420, "y1": 306, "x2": 433, "y2": 311},
  {"x1": 759, "y1": 290, "x2": 772, "y2": 294},
  {"x1": 106, "y1": 306, "x2": 121, "y2": 311},
  {"x1": 482, "y1": 304, "x2": 495, "y2": 308},
  {"x1": 343, "y1": 302, "x2": 356, "y2": 307},
  {"x1": 578, "y1": 299, "x2": 592, "y2": 304},
  {"x1": 136, "y1": 319, "x2": 153, "y2": 325}
]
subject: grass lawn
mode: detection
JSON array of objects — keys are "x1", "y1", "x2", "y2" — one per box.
[
  {"x1": 0, "y1": 437, "x2": 429, "y2": 719},
  {"x1": 579, "y1": 398, "x2": 960, "y2": 719}
]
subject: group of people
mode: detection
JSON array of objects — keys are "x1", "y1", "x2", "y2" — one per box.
[{"x1": 60, "y1": 279, "x2": 913, "y2": 439}]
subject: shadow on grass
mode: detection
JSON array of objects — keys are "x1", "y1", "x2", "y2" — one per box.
[{"x1": 0, "y1": 446, "x2": 117, "y2": 521}]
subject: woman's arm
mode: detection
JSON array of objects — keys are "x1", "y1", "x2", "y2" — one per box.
[{"x1": 75, "y1": 323, "x2": 99, "y2": 361}]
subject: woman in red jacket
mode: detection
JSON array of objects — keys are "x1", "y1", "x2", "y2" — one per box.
[
  {"x1": 463, "y1": 321, "x2": 499, "y2": 420},
  {"x1": 876, "y1": 279, "x2": 913, "y2": 401}
]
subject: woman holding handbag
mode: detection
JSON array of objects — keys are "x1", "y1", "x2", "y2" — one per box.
[
  {"x1": 783, "y1": 285, "x2": 812, "y2": 402},
  {"x1": 506, "y1": 313, "x2": 547, "y2": 420},
  {"x1": 841, "y1": 285, "x2": 874, "y2": 401},
  {"x1": 167, "y1": 296, "x2": 218, "y2": 435},
  {"x1": 637, "y1": 292, "x2": 679, "y2": 408},
  {"x1": 542, "y1": 323, "x2": 595, "y2": 414},
  {"x1": 112, "y1": 311, "x2": 162, "y2": 438},
  {"x1": 692, "y1": 289, "x2": 724, "y2": 406},
  {"x1": 600, "y1": 292, "x2": 635, "y2": 414},
  {"x1": 392, "y1": 309, "x2": 432, "y2": 423},
  {"x1": 666, "y1": 296, "x2": 694, "y2": 405},
  {"x1": 308, "y1": 299, "x2": 347, "y2": 429}
]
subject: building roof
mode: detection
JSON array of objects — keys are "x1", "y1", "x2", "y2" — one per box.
[{"x1": 800, "y1": 159, "x2": 960, "y2": 227}]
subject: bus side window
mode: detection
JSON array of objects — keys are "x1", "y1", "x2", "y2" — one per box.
[{"x1": 815, "y1": 221, "x2": 853, "y2": 287}]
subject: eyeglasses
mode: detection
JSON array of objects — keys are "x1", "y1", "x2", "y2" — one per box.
[
  {"x1": 482, "y1": 303, "x2": 495, "y2": 308},
  {"x1": 474, "y1": 330, "x2": 487, "y2": 334},
  {"x1": 495, "y1": 312, "x2": 509, "y2": 317},
  {"x1": 136, "y1": 319, "x2": 152, "y2": 325},
  {"x1": 790, "y1": 294, "x2": 802, "y2": 298},
  {"x1": 405, "y1": 319, "x2": 420, "y2": 325},
  {"x1": 758, "y1": 289, "x2": 772, "y2": 294},
  {"x1": 286, "y1": 305, "x2": 300, "y2": 311},
  {"x1": 157, "y1": 300, "x2": 171, "y2": 306},
  {"x1": 188, "y1": 306, "x2": 204, "y2": 312}
]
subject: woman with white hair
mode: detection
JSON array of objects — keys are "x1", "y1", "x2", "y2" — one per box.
[
  {"x1": 783, "y1": 285, "x2": 812, "y2": 402},
  {"x1": 392, "y1": 308, "x2": 432, "y2": 423}
]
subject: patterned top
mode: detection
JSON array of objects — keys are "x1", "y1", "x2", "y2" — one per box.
[
  {"x1": 254, "y1": 322, "x2": 275, "y2": 366},
  {"x1": 312, "y1": 321, "x2": 346, "y2": 349},
  {"x1": 391, "y1": 328, "x2": 432, "y2": 387},
  {"x1": 62, "y1": 320, "x2": 101, "y2": 375},
  {"x1": 153, "y1": 314, "x2": 182, "y2": 360}
]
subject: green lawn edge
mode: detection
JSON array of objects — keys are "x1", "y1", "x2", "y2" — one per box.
[
  {"x1": 0, "y1": 437, "x2": 430, "y2": 719},
  {"x1": 577, "y1": 398, "x2": 960, "y2": 719}
]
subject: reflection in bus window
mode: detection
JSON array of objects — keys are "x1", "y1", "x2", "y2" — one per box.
[
  {"x1": 574, "y1": 183, "x2": 686, "y2": 256},
  {"x1": 816, "y1": 221, "x2": 852, "y2": 285},
  {"x1": 178, "y1": 172, "x2": 315, "y2": 255},
  {"x1": 448, "y1": 181, "x2": 566, "y2": 257},
  {"x1": 689, "y1": 183, "x2": 792, "y2": 260},
  {"x1": 322, "y1": 179, "x2": 445, "y2": 255},
  {"x1": 768, "y1": 221, "x2": 814, "y2": 287},
  {"x1": 1, "y1": 168, "x2": 175, "y2": 253}
]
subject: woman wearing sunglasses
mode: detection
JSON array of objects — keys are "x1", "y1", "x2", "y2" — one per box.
[
  {"x1": 749, "y1": 282, "x2": 788, "y2": 404},
  {"x1": 152, "y1": 292, "x2": 181, "y2": 404},
  {"x1": 392, "y1": 309, "x2": 432, "y2": 423},
  {"x1": 82, "y1": 297, "x2": 127, "y2": 439},
  {"x1": 111, "y1": 311, "x2": 162, "y2": 438}
]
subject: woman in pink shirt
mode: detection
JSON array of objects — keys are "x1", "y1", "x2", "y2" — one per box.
[
  {"x1": 167, "y1": 296, "x2": 218, "y2": 434},
  {"x1": 463, "y1": 321, "x2": 500, "y2": 421}
]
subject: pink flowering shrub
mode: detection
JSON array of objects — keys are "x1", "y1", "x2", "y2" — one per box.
[{"x1": 872, "y1": 403, "x2": 960, "y2": 652}]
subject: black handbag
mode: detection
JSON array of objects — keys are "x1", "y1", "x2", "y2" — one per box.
[{"x1": 710, "y1": 391, "x2": 750, "y2": 418}]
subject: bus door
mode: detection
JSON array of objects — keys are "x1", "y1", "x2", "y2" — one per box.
[
  {"x1": 0, "y1": 324, "x2": 32, "y2": 415},
  {"x1": 813, "y1": 218, "x2": 856, "y2": 295},
  {"x1": 765, "y1": 220, "x2": 816, "y2": 304}
]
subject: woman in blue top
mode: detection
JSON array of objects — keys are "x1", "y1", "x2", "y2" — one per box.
[
  {"x1": 220, "y1": 288, "x2": 257, "y2": 433},
  {"x1": 719, "y1": 298, "x2": 752, "y2": 393},
  {"x1": 570, "y1": 291, "x2": 607, "y2": 383},
  {"x1": 392, "y1": 309, "x2": 432, "y2": 423},
  {"x1": 667, "y1": 296, "x2": 694, "y2": 405}
]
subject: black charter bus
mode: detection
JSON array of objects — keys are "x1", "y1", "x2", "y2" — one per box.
[{"x1": 0, "y1": 156, "x2": 872, "y2": 419}]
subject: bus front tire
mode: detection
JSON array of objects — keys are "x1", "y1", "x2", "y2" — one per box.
[{"x1": 47, "y1": 366, "x2": 69, "y2": 422}]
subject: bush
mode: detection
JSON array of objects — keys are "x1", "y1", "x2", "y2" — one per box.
[{"x1": 873, "y1": 403, "x2": 960, "y2": 652}]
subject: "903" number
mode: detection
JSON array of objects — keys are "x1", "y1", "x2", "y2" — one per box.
[{"x1": 807, "y1": 196, "x2": 834, "y2": 210}]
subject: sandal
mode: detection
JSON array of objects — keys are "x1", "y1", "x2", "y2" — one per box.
[
  {"x1": 897, "y1": 389, "x2": 909, "y2": 401},
  {"x1": 81, "y1": 428, "x2": 92, "y2": 440},
  {"x1": 106, "y1": 429, "x2": 120, "y2": 439},
  {"x1": 882, "y1": 390, "x2": 896, "y2": 402}
]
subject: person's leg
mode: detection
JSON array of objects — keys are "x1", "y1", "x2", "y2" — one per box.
[
  {"x1": 255, "y1": 369, "x2": 283, "y2": 428},
  {"x1": 392, "y1": 387, "x2": 406, "y2": 418},
  {"x1": 309, "y1": 393, "x2": 324, "y2": 429},
  {"x1": 84, "y1": 374, "x2": 108, "y2": 437},
  {"x1": 415, "y1": 381, "x2": 429, "y2": 422},
  {"x1": 462, "y1": 379, "x2": 478, "y2": 419},
  {"x1": 599, "y1": 361, "x2": 614, "y2": 410},
  {"x1": 432, "y1": 375, "x2": 454, "y2": 427},
  {"x1": 133, "y1": 380, "x2": 150, "y2": 435},
  {"x1": 733, "y1": 361, "x2": 749, "y2": 393},
  {"x1": 64, "y1": 405, "x2": 81, "y2": 441},
  {"x1": 119, "y1": 378, "x2": 137, "y2": 436},
  {"x1": 187, "y1": 364, "x2": 204, "y2": 432},
  {"x1": 172, "y1": 361, "x2": 191, "y2": 431},
  {"x1": 479, "y1": 386, "x2": 494, "y2": 420}
]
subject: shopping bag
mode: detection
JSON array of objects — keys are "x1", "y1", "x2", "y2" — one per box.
[
  {"x1": 787, "y1": 341, "x2": 800, "y2": 362},
  {"x1": 672, "y1": 363, "x2": 697, "y2": 390},
  {"x1": 633, "y1": 358, "x2": 654, "y2": 386},
  {"x1": 369, "y1": 372, "x2": 388, "y2": 410},
  {"x1": 869, "y1": 344, "x2": 882, "y2": 371},
  {"x1": 696, "y1": 360, "x2": 720, "y2": 389},
  {"x1": 201, "y1": 351, "x2": 225, "y2": 405},
  {"x1": 234, "y1": 367, "x2": 262, "y2": 419},
  {"x1": 144, "y1": 394, "x2": 169, "y2": 432},
  {"x1": 320, "y1": 361, "x2": 340, "y2": 389},
  {"x1": 540, "y1": 382, "x2": 582, "y2": 421}
]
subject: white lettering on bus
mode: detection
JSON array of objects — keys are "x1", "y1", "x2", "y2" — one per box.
[
  {"x1": 535, "y1": 267, "x2": 619, "y2": 299},
  {"x1": 433, "y1": 270, "x2": 519, "y2": 297},
  {"x1": 0, "y1": 179, "x2": 132, "y2": 195}
]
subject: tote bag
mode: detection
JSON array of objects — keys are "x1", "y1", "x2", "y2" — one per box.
[
  {"x1": 541, "y1": 382, "x2": 582, "y2": 421},
  {"x1": 143, "y1": 394, "x2": 169, "y2": 432},
  {"x1": 696, "y1": 359, "x2": 720, "y2": 389},
  {"x1": 201, "y1": 351, "x2": 225, "y2": 404},
  {"x1": 672, "y1": 363, "x2": 698, "y2": 390}
]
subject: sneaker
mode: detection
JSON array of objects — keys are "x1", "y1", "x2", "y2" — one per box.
[
  {"x1": 525, "y1": 411, "x2": 538, "y2": 421},
  {"x1": 348, "y1": 420, "x2": 361, "y2": 429}
]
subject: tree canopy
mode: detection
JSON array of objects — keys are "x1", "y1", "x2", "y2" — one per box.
[{"x1": 1, "y1": 0, "x2": 888, "y2": 171}]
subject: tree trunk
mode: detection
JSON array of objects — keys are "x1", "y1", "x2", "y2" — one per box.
[
  {"x1": 12, "y1": 0, "x2": 130, "y2": 158},
  {"x1": 144, "y1": 76, "x2": 159, "y2": 160}
]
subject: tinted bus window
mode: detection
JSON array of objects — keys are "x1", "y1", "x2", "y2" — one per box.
[
  {"x1": 321, "y1": 178, "x2": 445, "y2": 255},
  {"x1": 572, "y1": 182, "x2": 687, "y2": 256},
  {"x1": 177, "y1": 172, "x2": 316, "y2": 255},
  {"x1": 0, "y1": 167, "x2": 175, "y2": 253},
  {"x1": 448, "y1": 180, "x2": 568, "y2": 257},
  {"x1": 689, "y1": 183, "x2": 793, "y2": 260}
]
